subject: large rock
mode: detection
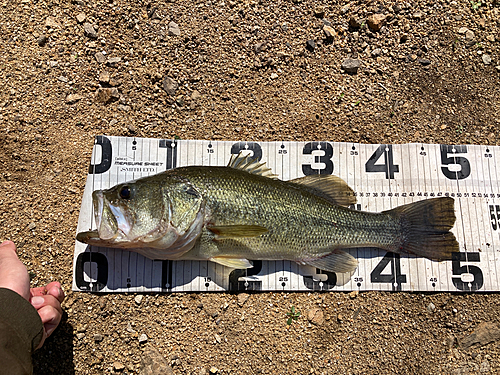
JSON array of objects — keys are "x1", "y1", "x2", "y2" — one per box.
[
  {"x1": 341, "y1": 58, "x2": 361, "y2": 74},
  {"x1": 367, "y1": 14, "x2": 386, "y2": 32}
]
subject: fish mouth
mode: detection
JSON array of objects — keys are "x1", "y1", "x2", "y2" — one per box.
[{"x1": 92, "y1": 190, "x2": 132, "y2": 241}]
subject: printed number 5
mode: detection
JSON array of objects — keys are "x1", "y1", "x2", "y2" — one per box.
[
  {"x1": 451, "y1": 253, "x2": 483, "y2": 291},
  {"x1": 489, "y1": 205, "x2": 500, "y2": 230}
]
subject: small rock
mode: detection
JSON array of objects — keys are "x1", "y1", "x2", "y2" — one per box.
[
  {"x1": 127, "y1": 322, "x2": 136, "y2": 333},
  {"x1": 58, "y1": 76, "x2": 68, "y2": 83},
  {"x1": 482, "y1": 54, "x2": 492, "y2": 65},
  {"x1": 76, "y1": 333, "x2": 85, "y2": 340},
  {"x1": 349, "y1": 16, "x2": 362, "y2": 28},
  {"x1": 458, "y1": 27, "x2": 469, "y2": 34},
  {"x1": 427, "y1": 302, "x2": 436, "y2": 313},
  {"x1": 461, "y1": 322, "x2": 500, "y2": 349},
  {"x1": 28, "y1": 222, "x2": 36, "y2": 230},
  {"x1": 99, "y1": 71, "x2": 110, "y2": 83},
  {"x1": 413, "y1": 11, "x2": 423, "y2": 20},
  {"x1": 367, "y1": 14, "x2": 386, "y2": 32},
  {"x1": 45, "y1": 16, "x2": 60, "y2": 29},
  {"x1": 371, "y1": 48, "x2": 382, "y2": 57},
  {"x1": 168, "y1": 21, "x2": 181, "y2": 36},
  {"x1": 127, "y1": 123, "x2": 137, "y2": 133},
  {"x1": 163, "y1": 77, "x2": 178, "y2": 95},
  {"x1": 480, "y1": 361, "x2": 491, "y2": 372},
  {"x1": 307, "y1": 308, "x2": 324, "y2": 325},
  {"x1": 37, "y1": 34, "x2": 48, "y2": 46},
  {"x1": 66, "y1": 93, "x2": 83, "y2": 104},
  {"x1": 139, "y1": 333, "x2": 148, "y2": 343},
  {"x1": 270, "y1": 72, "x2": 278, "y2": 79},
  {"x1": 306, "y1": 39, "x2": 316, "y2": 52},
  {"x1": 349, "y1": 290, "x2": 359, "y2": 299},
  {"x1": 487, "y1": 35, "x2": 495, "y2": 42},
  {"x1": 118, "y1": 104, "x2": 131, "y2": 112},
  {"x1": 465, "y1": 29, "x2": 475, "y2": 43},
  {"x1": 313, "y1": 6, "x2": 325, "y2": 18},
  {"x1": 209, "y1": 367, "x2": 219, "y2": 374},
  {"x1": 418, "y1": 59, "x2": 431, "y2": 66},
  {"x1": 191, "y1": 90, "x2": 201, "y2": 100},
  {"x1": 140, "y1": 346, "x2": 174, "y2": 375},
  {"x1": 113, "y1": 362, "x2": 125, "y2": 372},
  {"x1": 95, "y1": 52, "x2": 106, "y2": 63},
  {"x1": 99, "y1": 296, "x2": 107, "y2": 310},
  {"x1": 323, "y1": 26, "x2": 336, "y2": 42},
  {"x1": 135, "y1": 295, "x2": 143, "y2": 305},
  {"x1": 237, "y1": 293, "x2": 250, "y2": 306},
  {"x1": 106, "y1": 57, "x2": 121, "y2": 67},
  {"x1": 76, "y1": 13, "x2": 86, "y2": 23},
  {"x1": 254, "y1": 42, "x2": 266, "y2": 54},
  {"x1": 446, "y1": 335, "x2": 457, "y2": 349},
  {"x1": 84, "y1": 23, "x2": 97, "y2": 39},
  {"x1": 341, "y1": 58, "x2": 361, "y2": 74},
  {"x1": 94, "y1": 88, "x2": 119, "y2": 104},
  {"x1": 94, "y1": 333, "x2": 104, "y2": 342}
]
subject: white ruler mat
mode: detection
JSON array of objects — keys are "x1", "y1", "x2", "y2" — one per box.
[{"x1": 73, "y1": 136, "x2": 500, "y2": 293}]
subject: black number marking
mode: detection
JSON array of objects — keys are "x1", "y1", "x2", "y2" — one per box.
[
  {"x1": 89, "y1": 135, "x2": 112, "y2": 174},
  {"x1": 159, "y1": 140, "x2": 177, "y2": 170},
  {"x1": 230, "y1": 142, "x2": 262, "y2": 161},
  {"x1": 451, "y1": 252, "x2": 483, "y2": 291},
  {"x1": 74, "y1": 251, "x2": 108, "y2": 292},
  {"x1": 370, "y1": 252, "x2": 407, "y2": 291},
  {"x1": 303, "y1": 269, "x2": 337, "y2": 291},
  {"x1": 365, "y1": 144, "x2": 399, "y2": 179},
  {"x1": 228, "y1": 260, "x2": 262, "y2": 291},
  {"x1": 302, "y1": 142, "x2": 334, "y2": 175},
  {"x1": 440, "y1": 145, "x2": 471, "y2": 180},
  {"x1": 489, "y1": 205, "x2": 500, "y2": 230}
]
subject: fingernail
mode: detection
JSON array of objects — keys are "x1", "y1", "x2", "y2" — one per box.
[{"x1": 31, "y1": 296, "x2": 44, "y2": 308}]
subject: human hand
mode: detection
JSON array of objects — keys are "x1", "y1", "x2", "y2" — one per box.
[{"x1": 0, "y1": 241, "x2": 65, "y2": 349}]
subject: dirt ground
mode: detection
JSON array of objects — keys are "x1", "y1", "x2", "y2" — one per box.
[{"x1": 1, "y1": 0, "x2": 500, "y2": 373}]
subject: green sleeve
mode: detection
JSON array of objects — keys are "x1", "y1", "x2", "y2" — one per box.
[{"x1": 0, "y1": 288, "x2": 44, "y2": 375}]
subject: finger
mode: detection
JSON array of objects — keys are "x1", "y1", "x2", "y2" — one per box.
[
  {"x1": 31, "y1": 295, "x2": 63, "y2": 316},
  {"x1": 31, "y1": 282, "x2": 65, "y2": 303},
  {"x1": 37, "y1": 304, "x2": 63, "y2": 337}
]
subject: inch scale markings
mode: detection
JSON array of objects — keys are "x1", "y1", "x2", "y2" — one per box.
[{"x1": 73, "y1": 137, "x2": 500, "y2": 293}]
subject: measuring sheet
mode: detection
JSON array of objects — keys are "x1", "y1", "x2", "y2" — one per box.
[{"x1": 73, "y1": 136, "x2": 500, "y2": 293}]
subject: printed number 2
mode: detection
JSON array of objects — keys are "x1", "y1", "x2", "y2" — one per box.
[
  {"x1": 451, "y1": 253, "x2": 483, "y2": 291},
  {"x1": 365, "y1": 145, "x2": 399, "y2": 179}
]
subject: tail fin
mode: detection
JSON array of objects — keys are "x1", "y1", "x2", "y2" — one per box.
[{"x1": 384, "y1": 197, "x2": 458, "y2": 260}]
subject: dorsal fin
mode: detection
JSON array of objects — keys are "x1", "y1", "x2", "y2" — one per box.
[
  {"x1": 227, "y1": 152, "x2": 278, "y2": 179},
  {"x1": 288, "y1": 175, "x2": 356, "y2": 206}
]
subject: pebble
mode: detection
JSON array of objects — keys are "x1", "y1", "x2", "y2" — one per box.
[
  {"x1": 94, "y1": 88, "x2": 119, "y2": 104},
  {"x1": 45, "y1": 16, "x2": 60, "y2": 29},
  {"x1": 418, "y1": 59, "x2": 431, "y2": 66},
  {"x1": 341, "y1": 58, "x2": 361, "y2": 74},
  {"x1": 191, "y1": 90, "x2": 201, "y2": 100},
  {"x1": 209, "y1": 366, "x2": 219, "y2": 374},
  {"x1": 458, "y1": 27, "x2": 468, "y2": 34},
  {"x1": 95, "y1": 52, "x2": 106, "y2": 63},
  {"x1": 427, "y1": 302, "x2": 436, "y2": 313},
  {"x1": 323, "y1": 26, "x2": 336, "y2": 42},
  {"x1": 138, "y1": 333, "x2": 148, "y2": 343},
  {"x1": 237, "y1": 293, "x2": 250, "y2": 306},
  {"x1": 76, "y1": 13, "x2": 86, "y2": 23},
  {"x1": 306, "y1": 39, "x2": 316, "y2": 52},
  {"x1": 66, "y1": 94, "x2": 83, "y2": 104},
  {"x1": 163, "y1": 77, "x2": 178, "y2": 95},
  {"x1": 465, "y1": 29, "x2": 475, "y2": 43},
  {"x1": 99, "y1": 71, "x2": 110, "y2": 84},
  {"x1": 107, "y1": 57, "x2": 121, "y2": 67},
  {"x1": 270, "y1": 72, "x2": 278, "y2": 79},
  {"x1": 113, "y1": 362, "x2": 125, "y2": 372},
  {"x1": 480, "y1": 361, "x2": 491, "y2": 372},
  {"x1": 371, "y1": 48, "x2": 382, "y2": 57},
  {"x1": 28, "y1": 222, "x2": 36, "y2": 230},
  {"x1": 349, "y1": 16, "x2": 362, "y2": 28},
  {"x1": 367, "y1": 14, "x2": 386, "y2": 32},
  {"x1": 127, "y1": 322, "x2": 136, "y2": 333},
  {"x1": 307, "y1": 308, "x2": 324, "y2": 325},
  {"x1": 37, "y1": 34, "x2": 48, "y2": 46},
  {"x1": 135, "y1": 295, "x2": 143, "y2": 305},
  {"x1": 140, "y1": 346, "x2": 174, "y2": 375},
  {"x1": 168, "y1": 21, "x2": 181, "y2": 36},
  {"x1": 76, "y1": 333, "x2": 85, "y2": 340},
  {"x1": 94, "y1": 333, "x2": 104, "y2": 342},
  {"x1": 482, "y1": 54, "x2": 492, "y2": 65},
  {"x1": 314, "y1": 6, "x2": 325, "y2": 18},
  {"x1": 58, "y1": 76, "x2": 68, "y2": 83},
  {"x1": 84, "y1": 23, "x2": 98, "y2": 39}
]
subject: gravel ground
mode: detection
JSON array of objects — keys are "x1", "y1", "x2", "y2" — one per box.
[{"x1": 1, "y1": 0, "x2": 500, "y2": 373}]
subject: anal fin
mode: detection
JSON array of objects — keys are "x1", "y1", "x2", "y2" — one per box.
[
  {"x1": 303, "y1": 249, "x2": 358, "y2": 273},
  {"x1": 210, "y1": 257, "x2": 253, "y2": 269}
]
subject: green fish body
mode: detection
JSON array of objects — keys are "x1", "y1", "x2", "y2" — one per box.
[{"x1": 77, "y1": 153, "x2": 458, "y2": 273}]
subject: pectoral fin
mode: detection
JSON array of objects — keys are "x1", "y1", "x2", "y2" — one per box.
[
  {"x1": 210, "y1": 257, "x2": 253, "y2": 269},
  {"x1": 303, "y1": 249, "x2": 358, "y2": 273},
  {"x1": 207, "y1": 225, "x2": 268, "y2": 239}
]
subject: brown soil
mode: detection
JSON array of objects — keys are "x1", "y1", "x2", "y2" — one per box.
[{"x1": 1, "y1": 0, "x2": 500, "y2": 373}]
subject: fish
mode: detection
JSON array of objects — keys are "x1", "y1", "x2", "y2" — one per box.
[{"x1": 76, "y1": 152, "x2": 459, "y2": 273}]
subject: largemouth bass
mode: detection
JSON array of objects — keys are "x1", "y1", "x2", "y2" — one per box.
[{"x1": 77, "y1": 153, "x2": 458, "y2": 273}]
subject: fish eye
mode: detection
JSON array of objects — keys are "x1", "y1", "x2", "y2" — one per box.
[{"x1": 119, "y1": 186, "x2": 132, "y2": 200}]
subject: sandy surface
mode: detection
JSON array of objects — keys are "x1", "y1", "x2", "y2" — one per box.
[{"x1": 1, "y1": 0, "x2": 500, "y2": 373}]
